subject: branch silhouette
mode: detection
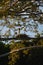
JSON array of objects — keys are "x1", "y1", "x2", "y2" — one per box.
[
  {"x1": 0, "y1": 37, "x2": 43, "y2": 41},
  {"x1": 0, "y1": 45, "x2": 43, "y2": 58}
]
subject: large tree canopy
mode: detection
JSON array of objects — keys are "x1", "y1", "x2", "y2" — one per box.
[{"x1": 0, "y1": 0, "x2": 43, "y2": 40}]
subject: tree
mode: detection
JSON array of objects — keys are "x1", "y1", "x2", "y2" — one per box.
[
  {"x1": 0, "y1": 0, "x2": 43, "y2": 40},
  {"x1": 0, "y1": 0, "x2": 43, "y2": 65}
]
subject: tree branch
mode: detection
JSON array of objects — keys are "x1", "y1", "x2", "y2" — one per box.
[{"x1": 0, "y1": 37, "x2": 43, "y2": 41}]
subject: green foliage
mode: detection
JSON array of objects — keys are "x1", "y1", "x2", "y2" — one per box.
[
  {"x1": 8, "y1": 39, "x2": 43, "y2": 65},
  {"x1": 8, "y1": 42, "x2": 25, "y2": 65},
  {"x1": 0, "y1": 39, "x2": 43, "y2": 65}
]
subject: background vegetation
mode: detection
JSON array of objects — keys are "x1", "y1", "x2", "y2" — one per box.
[
  {"x1": 0, "y1": 39, "x2": 43, "y2": 65},
  {"x1": 0, "y1": 0, "x2": 43, "y2": 65}
]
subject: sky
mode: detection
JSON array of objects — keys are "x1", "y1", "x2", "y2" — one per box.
[{"x1": 0, "y1": 17, "x2": 43, "y2": 38}]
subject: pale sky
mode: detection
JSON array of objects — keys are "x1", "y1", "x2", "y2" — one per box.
[{"x1": 0, "y1": 18, "x2": 43, "y2": 38}]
